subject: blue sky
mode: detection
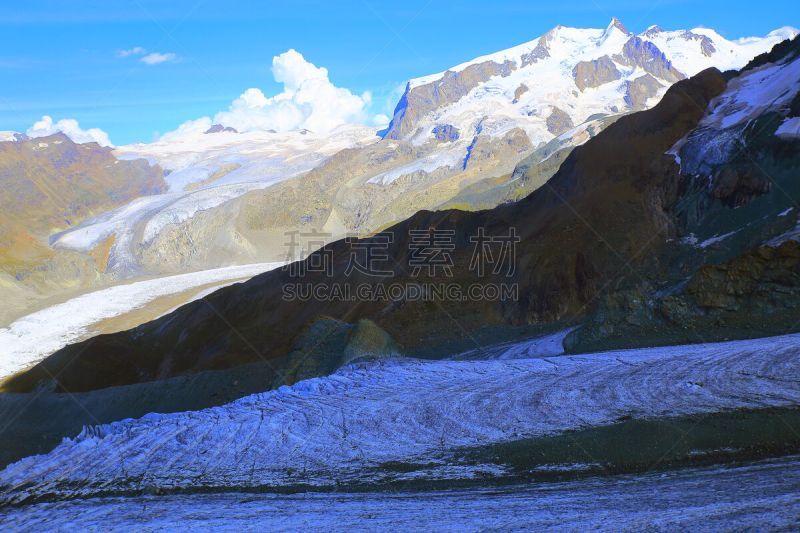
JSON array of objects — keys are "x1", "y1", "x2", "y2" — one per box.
[{"x1": 1, "y1": 0, "x2": 797, "y2": 144}]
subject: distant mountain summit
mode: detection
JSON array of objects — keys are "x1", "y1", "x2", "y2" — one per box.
[
  {"x1": 203, "y1": 124, "x2": 238, "y2": 134},
  {"x1": 381, "y1": 18, "x2": 797, "y2": 143}
]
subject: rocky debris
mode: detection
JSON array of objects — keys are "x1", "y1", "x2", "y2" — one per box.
[
  {"x1": 342, "y1": 318, "x2": 399, "y2": 365},
  {"x1": 266, "y1": 317, "x2": 399, "y2": 386},
  {"x1": 572, "y1": 56, "x2": 621, "y2": 91},
  {"x1": 545, "y1": 107, "x2": 574, "y2": 136}
]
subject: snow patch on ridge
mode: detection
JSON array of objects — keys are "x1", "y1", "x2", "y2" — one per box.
[
  {"x1": 701, "y1": 56, "x2": 800, "y2": 130},
  {"x1": 775, "y1": 117, "x2": 800, "y2": 139}
]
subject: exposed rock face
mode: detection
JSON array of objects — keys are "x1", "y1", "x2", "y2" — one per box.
[
  {"x1": 546, "y1": 107, "x2": 574, "y2": 136},
  {"x1": 566, "y1": 38, "x2": 800, "y2": 352},
  {"x1": 791, "y1": 91, "x2": 800, "y2": 116},
  {"x1": 520, "y1": 35, "x2": 550, "y2": 66},
  {"x1": 431, "y1": 124, "x2": 460, "y2": 142},
  {"x1": 616, "y1": 37, "x2": 685, "y2": 82},
  {"x1": 383, "y1": 60, "x2": 516, "y2": 139},
  {"x1": 644, "y1": 25, "x2": 663, "y2": 38},
  {"x1": 132, "y1": 126, "x2": 533, "y2": 275},
  {"x1": 624, "y1": 74, "x2": 664, "y2": 110},
  {"x1": 686, "y1": 242, "x2": 800, "y2": 311},
  {"x1": 572, "y1": 56, "x2": 621, "y2": 91},
  {"x1": 566, "y1": 242, "x2": 800, "y2": 352},
  {"x1": 512, "y1": 84, "x2": 529, "y2": 103},
  {"x1": 606, "y1": 16, "x2": 631, "y2": 36},
  {"x1": 681, "y1": 31, "x2": 717, "y2": 57},
  {"x1": 461, "y1": 128, "x2": 533, "y2": 172},
  {"x1": 378, "y1": 18, "x2": 792, "y2": 149},
  {"x1": 701, "y1": 37, "x2": 716, "y2": 57},
  {"x1": 441, "y1": 125, "x2": 592, "y2": 212},
  {"x1": 711, "y1": 165, "x2": 772, "y2": 207}
]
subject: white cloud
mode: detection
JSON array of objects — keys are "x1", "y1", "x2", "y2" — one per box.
[
  {"x1": 118, "y1": 46, "x2": 146, "y2": 58},
  {"x1": 140, "y1": 52, "x2": 178, "y2": 65},
  {"x1": 372, "y1": 114, "x2": 390, "y2": 127},
  {"x1": 162, "y1": 49, "x2": 382, "y2": 139},
  {"x1": 157, "y1": 117, "x2": 213, "y2": 143},
  {"x1": 26, "y1": 115, "x2": 113, "y2": 147}
]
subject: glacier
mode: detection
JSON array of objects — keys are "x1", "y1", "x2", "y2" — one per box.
[
  {"x1": 2, "y1": 332, "x2": 799, "y2": 504},
  {"x1": 0, "y1": 262, "x2": 283, "y2": 381},
  {"x1": 3, "y1": 456, "x2": 800, "y2": 531},
  {"x1": 49, "y1": 125, "x2": 378, "y2": 275}
]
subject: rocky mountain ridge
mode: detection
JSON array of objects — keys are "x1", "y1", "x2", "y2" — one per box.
[
  {"x1": 0, "y1": 19, "x2": 794, "y2": 327},
  {"x1": 0, "y1": 133, "x2": 166, "y2": 324},
  {"x1": 11, "y1": 33, "x2": 800, "y2": 394}
]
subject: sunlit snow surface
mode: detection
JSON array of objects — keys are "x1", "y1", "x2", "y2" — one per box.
[
  {"x1": 3, "y1": 456, "x2": 800, "y2": 531},
  {"x1": 397, "y1": 23, "x2": 796, "y2": 156},
  {"x1": 669, "y1": 48, "x2": 800, "y2": 177},
  {"x1": 49, "y1": 126, "x2": 377, "y2": 274},
  {"x1": 776, "y1": 116, "x2": 800, "y2": 139},
  {"x1": 2, "y1": 333, "x2": 799, "y2": 504},
  {"x1": 701, "y1": 55, "x2": 800, "y2": 130},
  {"x1": 0, "y1": 262, "x2": 282, "y2": 380}
]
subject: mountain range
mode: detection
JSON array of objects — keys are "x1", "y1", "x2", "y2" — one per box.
[
  {"x1": 5, "y1": 31, "x2": 800, "y2": 393},
  {"x1": 1, "y1": 29, "x2": 800, "y2": 506},
  {"x1": 0, "y1": 19, "x2": 794, "y2": 328},
  {"x1": 2, "y1": 20, "x2": 800, "y2": 480}
]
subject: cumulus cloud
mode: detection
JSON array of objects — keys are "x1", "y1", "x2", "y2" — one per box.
[
  {"x1": 26, "y1": 115, "x2": 113, "y2": 147},
  {"x1": 372, "y1": 114, "x2": 390, "y2": 127},
  {"x1": 140, "y1": 52, "x2": 178, "y2": 65},
  {"x1": 117, "y1": 46, "x2": 146, "y2": 58},
  {"x1": 162, "y1": 49, "x2": 381, "y2": 138},
  {"x1": 157, "y1": 117, "x2": 213, "y2": 143}
]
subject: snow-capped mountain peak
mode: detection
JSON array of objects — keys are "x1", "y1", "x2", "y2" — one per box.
[
  {"x1": 600, "y1": 16, "x2": 632, "y2": 41},
  {"x1": 381, "y1": 19, "x2": 798, "y2": 147}
]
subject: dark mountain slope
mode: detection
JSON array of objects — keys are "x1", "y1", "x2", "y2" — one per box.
[
  {"x1": 8, "y1": 35, "x2": 800, "y2": 393},
  {"x1": 2, "y1": 66, "x2": 728, "y2": 393}
]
